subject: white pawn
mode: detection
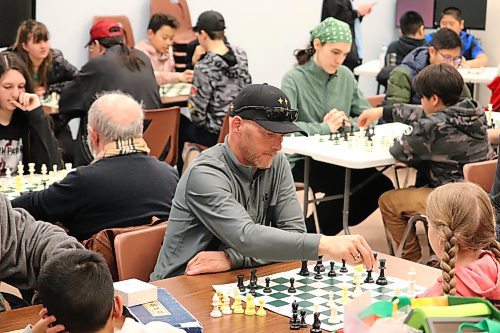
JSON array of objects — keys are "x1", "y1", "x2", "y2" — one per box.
[
  {"x1": 327, "y1": 290, "x2": 334, "y2": 307},
  {"x1": 221, "y1": 294, "x2": 232, "y2": 315},
  {"x1": 41, "y1": 164, "x2": 47, "y2": 179},
  {"x1": 5, "y1": 167, "x2": 12, "y2": 179},
  {"x1": 328, "y1": 304, "x2": 340, "y2": 324},
  {"x1": 210, "y1": 292, "x2": 222, "y2": 318},
  {"x1": 17, "y1": 162, "x2": 24, "y2": 176}
]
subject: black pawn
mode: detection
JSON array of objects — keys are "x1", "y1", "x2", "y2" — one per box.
[
  {"x1": 364, "y1": 269, "x2": 374, "y2": 283},
  {"x1": 340, "y1": 259, "x2": 348, "y2": 273},
  {"x1": 299, "y1": 260, "x2": 310, "y2": 276},
  {"x1": 290, "y1": 313, "x2": 301, "y2": 330},
  {"x1": 334, "y1": 132, "x2": 339, "y2": 142},
  {"x1": 263, "y1": 277, "x2": 272, "y2": 293},
  {"x1": 343, "y1": 131, "x2": 348, "y2": 141},
  {"x1": 349, "y1": 125, "x2": 354, "y2": 136},
  {"x1": 328, "y1": 261, "x2": 336, "y2": 277},
  {"x1": 376, "y1": 258, "x2": 388, "y2": 286},
  {"x1": 310, "y1": 312, "x2": 322, "y2": 333},
  {"x1": 314, "y1": 265, "x2": 323, "y2": 280},
  {"x1": 329, "y1": 132, "x2": 333, "y2": 141},
  {"x1": 288, "y1": 277, "x2": 296, "y2": 293},
  {"x1": 237, "y1": 274, "x2": 246, "y2": 292},
  {"x1": 300, "y1": 310, "x2": 308, "y2": 328}
]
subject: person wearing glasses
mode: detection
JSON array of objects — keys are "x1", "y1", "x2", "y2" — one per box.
[
  {"x1": 151, "y1": 83, "x2": 376, "y2": 279},
  {"x1": 384, "y1": 28, "x2": 470, "y2": 108},
  {"x1": 425, "y1": 7, "x2": 488, "y2": 69},
  {"x1": 357, "y1": 64, "x2": 494, "y2": 263},
  {"x1": 281, "y1": 17, "x2": 393, "y2": 236}
]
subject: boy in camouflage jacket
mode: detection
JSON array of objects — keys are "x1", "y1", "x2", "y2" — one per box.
[{"x1": 358, "y1": 63, "x2": 495, "y2": 262}]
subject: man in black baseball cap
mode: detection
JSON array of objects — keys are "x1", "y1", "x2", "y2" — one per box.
[
  {"x1": 152, "y1": 82, "x2": 375, "y2": 279},
  {"x1": 229, "y1": 83, "x2": 308, "y2": 137}
]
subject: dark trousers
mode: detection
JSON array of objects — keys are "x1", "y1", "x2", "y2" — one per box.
[
  {"x1": 177, "y1": 115, "x2": 219, "y2": 172},
  {"x1": 292, "y1": 159, "x2": 393, "y2": 235}
]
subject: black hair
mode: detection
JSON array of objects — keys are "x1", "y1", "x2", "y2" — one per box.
[
  {"x1": 148, "y1": 13, "x2": 179, "y2": 33},
  {"x1": 95, "y1": 27, "x2": 145, "y2": 71},
  {"x1": 205, "y1": 30, "x2": 225, "y2": 40},
  {"x1": 37, "y1": 249, "x2": 115, "y2": 333},
  {"x1": 440, "y1": 7, "x2": 463, "y2": 22},
  {"x1": 413, "y1": 63, "x2": 463, "y2": 106},
  {"x1": 294, "y1": 41, "x2": 323, "y2": 66},
  {"x1": 400, "y1": 11, "x2": 424, "y2": 36},
  {"x1": 430, "y1": 28, "x2": 462, "y2": 51},
  {"x1": 0, "y1": 51, "x2": 34, "y2": 93}
]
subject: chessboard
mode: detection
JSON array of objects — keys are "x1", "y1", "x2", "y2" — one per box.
[
  {"x1": 0, "y1": 164, "x2": 73, "y2": 200},
  {"x1": 282, "y1": 122, "x2": 412, "y2": 169},
  {"x1": 159, "y1": 83, "x2": 192, "y2": 98},
  {"x1": 213, "y1": 260, "x2": 426, "y2": 332}
]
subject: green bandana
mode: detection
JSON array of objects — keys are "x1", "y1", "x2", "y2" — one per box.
[{"x1": 310, "y1": 17, "x2": 352, "y2": 44}]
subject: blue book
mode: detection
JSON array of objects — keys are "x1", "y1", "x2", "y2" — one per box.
[{"x1": 126, "y1": 288, "x2": 203, "y2": 333}]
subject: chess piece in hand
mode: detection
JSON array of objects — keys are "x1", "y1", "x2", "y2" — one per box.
[
  {"x1": 179, "y1": 69, "x2": 194, "y2": 83},
  {"x1": 357, "y1": 107, "x2": 382, "y2": 129},
  {"x1": 323, "y1": 109, "x2": 350, "y2": 133},
  {"x1": 11, "y1": 92, "x2": 41, "y2": 112}
]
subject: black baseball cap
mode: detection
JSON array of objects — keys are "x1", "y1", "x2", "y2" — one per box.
[
  {"x1": 193, "y1": 10, "x2": 226, "y2": 32},
  {"x1": 229, "y1": 84, "x2": 308, "y2": 136}
]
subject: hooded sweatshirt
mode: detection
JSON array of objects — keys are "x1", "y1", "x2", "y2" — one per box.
[
  {"x1": 386, "y1": 36, "x2": 427, "y2": 66},
  {"x1": 188, "y1": 45, "x2": 251, "y2": 135},
  {"x1": 0, "y1": 193, "x2": 82, "y2": 311},
  {"x1": 383, "y1": 99, "x2": 495, "y2": 187},
  {"x1": 419, "y1": 251, "x2": 500, "y2": 306},
  {"x1": 384, "y1": 46, "x2": 470, "y2": 107}
]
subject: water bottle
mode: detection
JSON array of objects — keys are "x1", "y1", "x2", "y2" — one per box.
[{"x1": 379, "y1": 45, "x2": 387, "y2": 66}]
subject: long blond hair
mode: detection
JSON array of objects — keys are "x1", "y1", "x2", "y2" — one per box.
[{"x1": 426, "y1": 182, "x2": 500, "y2": 295}]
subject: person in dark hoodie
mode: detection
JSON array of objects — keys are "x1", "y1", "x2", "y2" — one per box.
[
  {"x1": 384, "y1": 28, "x2": 470, "y2": 107},
  {"x1": 178, "y1": 10, "x2": 251, "y2": 171},
  {"x1": 386, "y1": 11, "x2": 426, "y2": 66},
  {"x1": 419, "y1": 183, "x2": 500, "y2": 308},
  {"x1": 358, "y1": 63, "x2": 495, "y2": 262}
]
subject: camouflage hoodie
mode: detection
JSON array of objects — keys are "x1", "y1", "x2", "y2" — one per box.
[
  {"x1": 188, "y1": 45, "x2": 251, "y2": 134},
  {"x1": 383, "y1": 99, "x2": 495, "y2": 187}
]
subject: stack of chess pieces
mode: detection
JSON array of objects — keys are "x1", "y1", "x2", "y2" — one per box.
[{"x1": 1, "y1": 162, "x2": 73, "y2": 194}]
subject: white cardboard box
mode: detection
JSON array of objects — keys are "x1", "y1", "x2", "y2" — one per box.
[{"x1": 114, "y1": 279, "x2": 158, "y2": 307}]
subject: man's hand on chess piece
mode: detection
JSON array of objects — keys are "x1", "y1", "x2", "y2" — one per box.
[
  {"x1": 357, "y1": 107, "x2": 383, "y2": 128},
  {"x1": 323, "y1": 109, "x2": 350, "y2": 133},
  {"x1": 185, "y1": 251, "x2": 232, "y2": 275},
  {"x1": 179, "y1": 69, "x2": 194, "y2": 83},
  {"x1": 318, "y1": 234, "x2": 376, "y2": 270},
  {"x1": 11, "y1": 92, "x2": 41, "y2": 112}
]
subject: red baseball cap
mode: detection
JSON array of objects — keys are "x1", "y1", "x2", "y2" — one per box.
[{"x1": 86, "y1": 19, "x2": 123, "y2": 46}]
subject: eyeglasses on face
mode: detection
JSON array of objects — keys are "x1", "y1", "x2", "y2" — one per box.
[
  {"x1": 436, "y1": 49, "x2": 462, "y2": 66},
  {"x1": 233, "y1": 106, "x2": 299, "y2": 122}
]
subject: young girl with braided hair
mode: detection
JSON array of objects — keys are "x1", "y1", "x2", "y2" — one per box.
[{"x1": 419, "y1": 182, "x2": 500, "y2": 306}]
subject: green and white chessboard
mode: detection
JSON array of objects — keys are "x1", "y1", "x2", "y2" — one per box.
[
  {"x1": 0, "y1": 169, "x2": 72, "y2": 200},
  {"x1": 213, "y1": 261, "x2": 426, "y2": 332},
  {"x1": 159, "y1": 83, "x2": 192, "y2": 98}
]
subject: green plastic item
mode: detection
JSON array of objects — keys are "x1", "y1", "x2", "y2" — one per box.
[
  {"x1": 405, "y1": 296, "x2": 500, "y2": 333},
  {"x1": 457, "y1": 318, "x2": 500, "y2": 332}
]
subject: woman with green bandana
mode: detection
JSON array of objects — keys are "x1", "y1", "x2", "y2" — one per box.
[{"x1": 282, "y1": 17, "x2": 393, "y2": 235}]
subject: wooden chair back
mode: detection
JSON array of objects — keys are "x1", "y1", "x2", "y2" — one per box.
[{"x1": 144, "y1": 107, "x2": 180, "y2": 166}]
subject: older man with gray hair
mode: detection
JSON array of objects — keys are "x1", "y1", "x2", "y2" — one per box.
[{"x1": 12, "y1": 91, "x2": 179, "y2": 241}]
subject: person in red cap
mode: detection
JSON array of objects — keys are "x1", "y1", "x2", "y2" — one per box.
[{"x1": 58, "y1": 18, "x2": 162, "y2": 166}]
